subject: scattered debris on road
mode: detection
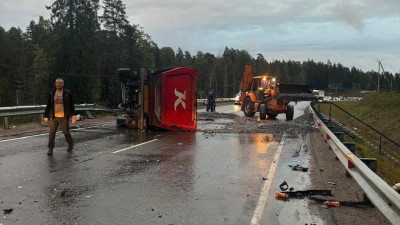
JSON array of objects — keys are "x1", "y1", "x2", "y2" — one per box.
[
  {"x1": 309, "y1": 196, "x2": 371, "y2": 208},
  {"x1": 197, "y1": 117, "x2": 214, "y2": 121},
  {"x1": 3, "y1": 208, "x2": 13, "y2": 214},
  {"x1": 276, "y1": 191, "x2": 289, "y2": 199},
  {"x1": 281, "y1": 190, "x2": 332, "y2": 197},
  {"x1": 279, "y1": 181, "x2": 289, "y2": 191},
  {"x1": 197, "y1": 109, "x2": 318, "y2": 134},
  {"x1": 289, "y1": 164, "x2": 309, "y2": 172}
]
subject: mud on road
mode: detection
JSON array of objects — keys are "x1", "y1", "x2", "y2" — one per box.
[{"x1": 197, "y1": 109, "x2": 318, "y2": 134}]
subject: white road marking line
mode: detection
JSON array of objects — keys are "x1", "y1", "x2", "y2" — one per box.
[
  {"x1": 0, "y1": 122, "x2": 116, "y2": 143},
  {"x1": 111, "y1": 139, "x2": 158, "y2": 154},
  {"x1": 250, "y1": 134, "x2": 286, "y2": 225},
  {"x1": 0, "y1": 133, "x2": 49, "y2": 143}
]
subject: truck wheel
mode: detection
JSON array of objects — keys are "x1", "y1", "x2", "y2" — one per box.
[
  {"x1": 267, "y1": 113, "x2": 277, "y2": 119},
  {"x1": 286, "y1": 104, "x2": 294, "y2": 121},
  {"x1": 259, "y1": 104, "x2": 267, "y2": 120},
  {"x1": 116, "y1": 117, "x2": 127, "y2": 127},
  {"x1": 244, "y1": 97, "x2": 255, "y2": 117}
]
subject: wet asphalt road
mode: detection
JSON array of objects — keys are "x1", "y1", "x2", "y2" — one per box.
[{"x1": 0, "y1": 102, "x2": 322, "y2": 225}]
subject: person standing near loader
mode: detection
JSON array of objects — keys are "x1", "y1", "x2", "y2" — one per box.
[
  {"x1": 43, "y1": 78, "x2": 76, "y2": 155},
  {"x1": 206, "y1": 89, "x2": 215, "y2": 112}
]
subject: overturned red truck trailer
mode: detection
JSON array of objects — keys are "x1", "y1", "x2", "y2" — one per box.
[{"x1": 117, "y1": 67, "x2": 198, "y2": 131}]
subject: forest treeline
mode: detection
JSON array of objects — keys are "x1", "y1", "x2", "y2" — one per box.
[{"x1": 1, "y1": 0, "x2": 399, "y2": 107}]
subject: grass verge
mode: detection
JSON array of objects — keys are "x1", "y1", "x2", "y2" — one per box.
[{"x1": 315, "y1": 94, "x2": 400, "y2": 185}]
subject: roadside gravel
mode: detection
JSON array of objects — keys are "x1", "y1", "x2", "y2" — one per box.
[{"x1": 197, "y1": 109, "x2": 318, "y2": 134}]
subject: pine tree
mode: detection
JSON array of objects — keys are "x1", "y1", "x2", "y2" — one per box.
[
  {"x1": 100, "y1": 0, "x2": 128, "y2": 36},
  {"x1": 47, "y1": 0, "x2": 100, "y2": 103}
]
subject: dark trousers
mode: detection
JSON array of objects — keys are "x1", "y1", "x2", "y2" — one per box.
[
  {"x1": 206, "y1": 98, "x2": 215, "y2": 112},
  {"x1": 48, "y1": 117, "x2": 73, "y2": 150}
]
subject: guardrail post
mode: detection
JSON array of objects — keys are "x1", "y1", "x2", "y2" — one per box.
[
  {"x1": 379, "y1": 135, "x2": 382, "y2": 152},
  {"x1": 333, "y1": 132, "x2": 344, "y2": 141},
  {"x1": 329, "y1": 102, "x2": 332, "y2": 121},
  {"x1": 360, "y1": 158, "x2": 377, "y2": 173},
  {"x1": 86, "y1": 111, "x2": 95, "y2": 119},
  {"x1": 343, "y1": 142, "x2": 356, "y2": 154},
  {"x1": 3, "y1": 116, "x2": 9, "y2": 129},
  {"x1": 360, "y1": 158, "x2": 378, "y2": 203}
]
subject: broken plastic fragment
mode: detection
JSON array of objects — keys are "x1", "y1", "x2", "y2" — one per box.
[{"x1": 3, "y1": 208, "x2": 13, "y2": 214}]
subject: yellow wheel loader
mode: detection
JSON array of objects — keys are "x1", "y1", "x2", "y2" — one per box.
[{"x1": 239, "y1": 66, "x2": 315, "y2": 120}]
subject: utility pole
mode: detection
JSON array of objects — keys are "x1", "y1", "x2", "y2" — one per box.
[
  {"x1": 378, "y1": 60, "x2": 392, "y2": 92},
  {"x1": 224, "y1": 65, "x2": 227, "y2": 98},
  {"x1": 377, "y1": 60, "x2": 381, "y2": 92},
  {"x1": 16, "y1": 90, "x2": 19, "y2": 106}
]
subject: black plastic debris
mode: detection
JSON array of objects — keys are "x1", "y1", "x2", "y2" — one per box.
[
  {"x1": 282, "y1": 190, "x2": 332, "y2": 197},
  {"x1": 289, "y1": 164, "x2": 309, "y2": 172},
  {"x1": 3, "y1": 208, "x2": 13, "y2": 214},
  {"x1": 279, "y1": 181, "x2": 289, "y2": 191}
]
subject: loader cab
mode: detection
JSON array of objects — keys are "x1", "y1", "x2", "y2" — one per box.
[
  {"x1": 251, "y1": 77, "x2": 263, "y2": 100},
  {"x1": 251, "y1": 76, "x2": 275, "y2": 100}
]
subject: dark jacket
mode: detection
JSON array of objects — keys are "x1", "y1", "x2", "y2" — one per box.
[{"x1": 44, "y1": 89, "x2": 75, "y2": 118}]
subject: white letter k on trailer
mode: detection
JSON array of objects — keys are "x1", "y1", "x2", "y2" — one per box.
[{"x1": 174, "y1": 88, "x2": 186, "y2": 111}]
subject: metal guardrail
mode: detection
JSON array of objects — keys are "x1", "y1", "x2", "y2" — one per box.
[
  {"x1": 309, "y1": 102, "x2": 400, "y2": 224},
  {"x1": 0, "y1": 98, "x2": 234, "y2": 127},
  {"x1": 197, "y1": 98, "x2": 236, "y2": 105},
  {"x1": 0, "y1": 104, "x2": 121, "y2": 129},
  {"x1": 0, "y1": 104, "x2": 120, "y2": 117}
]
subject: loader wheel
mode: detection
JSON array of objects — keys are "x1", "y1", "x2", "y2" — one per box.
[
  {"x1": 259, "y1": 104, "x2": 267, "y2": 120},
  {"x1": 267, "y1": 113, "x2": 277, "y2": 119},
  {"x1": 244, "y1": 97, "x2": 255, "y2": 117},
  {"x1": 286, "y1": 104, "x2": 294, "y2": 121}
]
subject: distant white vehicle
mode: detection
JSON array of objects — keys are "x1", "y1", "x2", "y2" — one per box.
[
  {"x1": 234, "y1": 91, "x2": 242, "y2": 105},
  {"x1": 312, "y1": 90, "x2": 325, "y2": 100},
  {"x1": 323, "y1": 96, "x2": 331, "y2": 102}
]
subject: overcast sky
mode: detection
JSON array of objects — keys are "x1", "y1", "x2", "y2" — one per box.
[{"x1": 1, "y1": 0, "x2": 399, "y2": 73}]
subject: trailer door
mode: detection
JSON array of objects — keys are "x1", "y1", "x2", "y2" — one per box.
[{"x1": 162, "y1": 67, "x2": 198, "y2": 130}]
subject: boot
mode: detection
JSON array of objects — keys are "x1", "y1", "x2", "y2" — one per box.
[
  {"x1": 67, "y1": 143, "x2": 74, "y2": 152},
  {"x1": 47, "y1": 149, "x2": 53, "y2": 155}
]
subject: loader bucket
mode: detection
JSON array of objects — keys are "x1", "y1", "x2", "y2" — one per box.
[
  {"x1": 276, "y1": 83, "x2": 316, "y2": 101},
  {"x1": 278, "y1": 83, "x2": 312, "y2": 94}
]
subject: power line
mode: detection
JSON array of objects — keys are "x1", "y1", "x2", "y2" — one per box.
[
  {"x1": 51, "y1": 72, "x2": 116, "y2": 77},
  {"x1": 381, "y1": 55, "x2": 400, "y2": 61}
]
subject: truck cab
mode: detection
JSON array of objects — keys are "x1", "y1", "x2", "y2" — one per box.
[{"x1": 117, "y1": 67, "x2": 198, "y2": 131}]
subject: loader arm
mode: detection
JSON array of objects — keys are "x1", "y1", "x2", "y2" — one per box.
[{"x1": 240, "y1": 65, "x2": 253, "y2": 110}]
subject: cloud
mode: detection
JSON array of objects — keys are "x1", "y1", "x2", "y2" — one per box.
[
  {"x1": 0, "y1": 0, "x2": 53, "y2": 29},
  {"x1": 1, "y1": 0, "x2": 399, "y2": 72}
]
